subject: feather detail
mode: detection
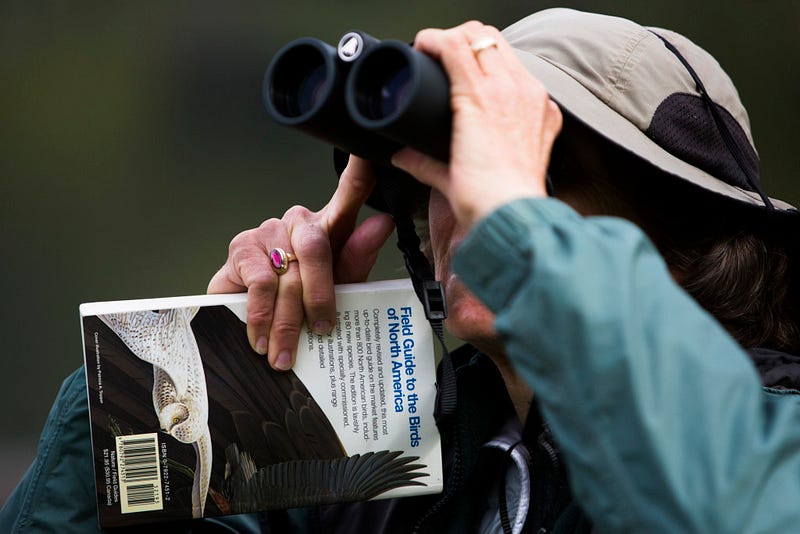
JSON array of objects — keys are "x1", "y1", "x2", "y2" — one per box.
[{"x1": 223, "y1": 444, "x2": 428, "y2": 512}]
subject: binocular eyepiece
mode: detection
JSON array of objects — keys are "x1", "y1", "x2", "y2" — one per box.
[{"x1": 263, "y1": 31, "x2": 452, "y2": 213}]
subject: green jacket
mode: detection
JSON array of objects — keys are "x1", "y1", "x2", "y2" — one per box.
[
  {"x1": 454, "y1": 197, "x2": 800, "y2": 532},
  {"x1": 3, "y1": 197, "x2": 799, "y2": 532}
]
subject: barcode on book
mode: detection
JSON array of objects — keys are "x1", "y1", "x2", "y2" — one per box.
[{"x1": 115, "y1": 433, "x2": 163, "y2": 514}]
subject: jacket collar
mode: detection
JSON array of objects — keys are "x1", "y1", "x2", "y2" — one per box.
[{"x1": 746, "y1": 347, "x2": 800, "y2": 391}]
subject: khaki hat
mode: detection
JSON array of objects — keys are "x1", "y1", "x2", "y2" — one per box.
[{"x1": 503, "y1": 8, "x2": 798, "y2": 214}]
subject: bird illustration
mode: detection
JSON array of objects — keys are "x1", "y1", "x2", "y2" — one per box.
[
  {"x1": 222, "y1": 445, "x2": 428, "y2": 512},
  {"x1": 99, "y1": 308, "x2": 211, "y2": 519},
  {"x1": 189, "y1": 305, "x2": 431, "y2": 512},
  {"x1": 89, "y1": 304, "x2": 431, "y2": 519}
]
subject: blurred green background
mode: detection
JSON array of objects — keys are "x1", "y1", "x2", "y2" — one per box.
[{"x1": 2, "y1": 0, "x2": 798, "y2": 504}]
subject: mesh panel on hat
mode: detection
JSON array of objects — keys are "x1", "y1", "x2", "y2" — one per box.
[{"x1": 645, "y1": 92, "x2": 760, "y2": 192}]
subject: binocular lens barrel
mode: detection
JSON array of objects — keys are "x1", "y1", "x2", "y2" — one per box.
[
  {"x1": 278, "y1": 61, "x2": 326, "y2": 118},
  {"x1": 263, "y1": 31, "x2": 452, "y2": 189},
  {"x1": 346, "y1": 41, "x2": 451, "y2": 161},
  {"x1": 349, "y1": 48, "x2": 413, "y2": 121},
  {"x1": 265, "y1": 39, "x2": 336, "y2": 123},
  {"x1": 264, "y1": 37, "x2": 400, "y2": 163}
]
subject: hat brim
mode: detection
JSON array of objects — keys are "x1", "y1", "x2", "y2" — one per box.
[{"x1": 512, "y1": 48, "x2": 798, "y2": 213}]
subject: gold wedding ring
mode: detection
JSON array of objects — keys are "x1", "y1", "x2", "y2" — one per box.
[{"x1": 470, "y1": 36, "x2": 499, "y2": 56}]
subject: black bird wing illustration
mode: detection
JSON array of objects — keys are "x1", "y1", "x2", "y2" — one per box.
[
  {"x1": 190, "y1": 306, "x2": 346, "y2": 465},
  {"x1": 223, "y1": 444, "x2": 429, "y2": 513},
  {"x1": 189, "y1": 306, "x2": 432, "y2": 512}
]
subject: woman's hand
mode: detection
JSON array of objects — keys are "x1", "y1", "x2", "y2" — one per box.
[
  {"x1": 207, "y1": 157, "x2": 395, "y2": 371},
  {"x1": 392, "y1": 21, "x2": 562, "y2": 229}
]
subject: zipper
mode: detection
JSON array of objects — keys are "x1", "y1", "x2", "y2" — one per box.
[
  {"x1": 538, "y1": 423, "x2": 565, "y2": 531},
  {"x1": 412, "y1": 417, "x2": 465, "y2": 533}
]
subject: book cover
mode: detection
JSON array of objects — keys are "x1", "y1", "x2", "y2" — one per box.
[{"x1": 81, "y1": 279, "x2": 443, "y2": 527}]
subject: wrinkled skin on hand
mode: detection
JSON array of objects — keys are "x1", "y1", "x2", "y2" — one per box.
[{"x1": 208, "y1": 158, "x2": 394, "y2": 370}]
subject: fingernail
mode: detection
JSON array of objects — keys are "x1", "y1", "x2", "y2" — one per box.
[
  {"x1": 274, "y1": 350, "x2": 292, "y2": 371},
  {"x1": 314, "y1": 320, "x2": 332, "y2": 334},
  {"x1": 255, "y1": 336, "x2": 268, "y2": 355}
]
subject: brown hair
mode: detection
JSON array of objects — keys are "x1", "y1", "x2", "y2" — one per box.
[
  {"x1": 661, "y1": 230, "x2": 798, "y2": 350},
  {"x1": 550, "y1": 116, "x2": 800, "y2": 352}
]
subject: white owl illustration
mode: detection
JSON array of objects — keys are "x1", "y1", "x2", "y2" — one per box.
[{"x1": 100, "y1": 307, "x2": 210, "y2": 518}]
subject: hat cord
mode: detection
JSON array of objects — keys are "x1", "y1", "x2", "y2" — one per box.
[{"x1": 651, "y1": 32, "x2": 775, "y2": 210}]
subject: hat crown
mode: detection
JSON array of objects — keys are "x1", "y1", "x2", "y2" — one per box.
[
  {"x1": 501, "y1": 8, "x2": 796, "y2": 208},
  {"x1": 503, "y1": 8, "x2": 753, "y2": 143}
]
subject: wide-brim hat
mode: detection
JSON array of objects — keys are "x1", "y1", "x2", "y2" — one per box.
[{"x1": 503, "y1": 8, "x2": 798, "y2": 218}]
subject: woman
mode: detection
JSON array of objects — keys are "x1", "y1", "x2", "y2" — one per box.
[
  {"x1": 3, "y1": 8, "x2": 799, "y2": 533},
  {"x1": 208, "y1": 8, "x2": 800, "y2": 533}
]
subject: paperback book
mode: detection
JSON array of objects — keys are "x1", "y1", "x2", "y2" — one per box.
[{"x1": 81, "y1": 279, "x2": 443, "y2": 527}]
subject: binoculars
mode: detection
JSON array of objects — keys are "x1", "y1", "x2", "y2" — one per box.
[{"x1": 263, "y1": 31, "x2": 452, "y2": 214}]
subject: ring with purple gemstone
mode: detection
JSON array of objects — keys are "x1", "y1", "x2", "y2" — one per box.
[{"x1": 269, "y1": 247, "x2": 297, "y2": 275}]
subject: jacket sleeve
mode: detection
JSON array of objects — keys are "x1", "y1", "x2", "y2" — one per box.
[{"x1": 453, "y1": 197, "x2": 800, "y2": 533}]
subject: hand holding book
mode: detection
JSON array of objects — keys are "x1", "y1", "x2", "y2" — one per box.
[
  {"x1": 207, "y1": 156, "x2": 395, "y2": 371},
  {"x1": 81, "y1": 280, "x2": 443, "y2": 527}
]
